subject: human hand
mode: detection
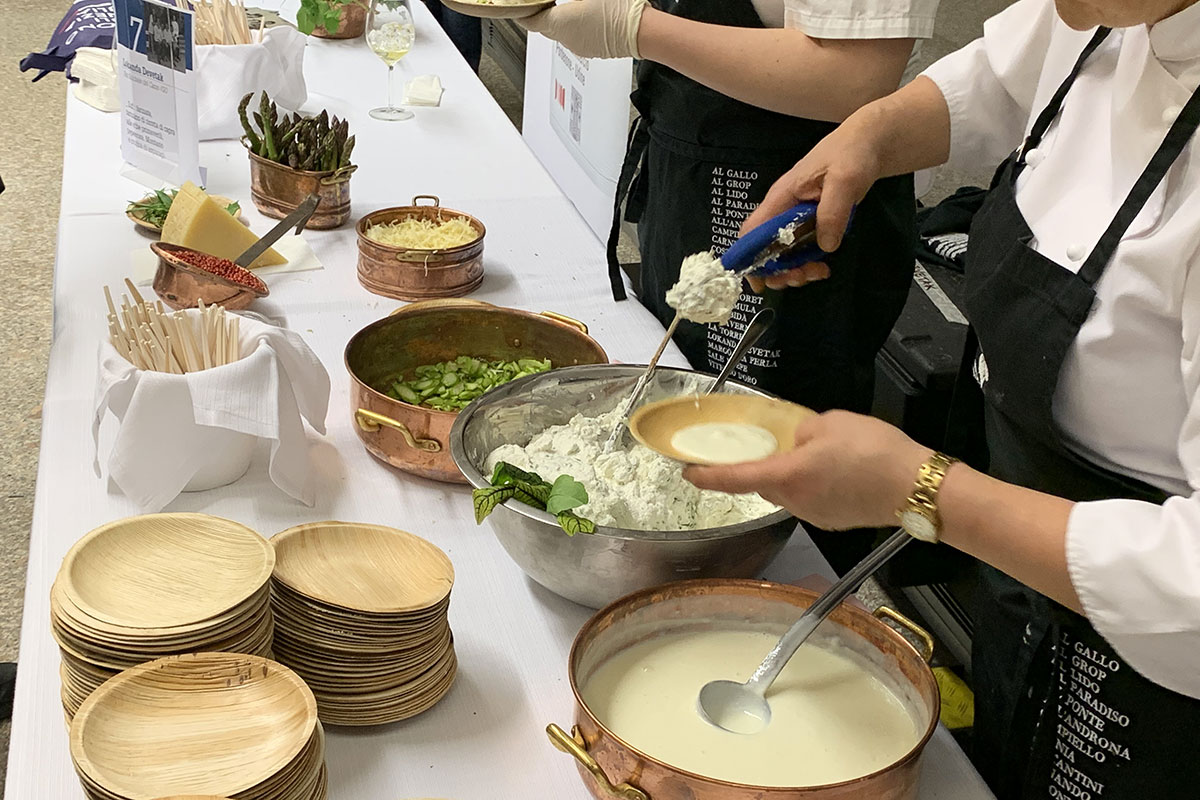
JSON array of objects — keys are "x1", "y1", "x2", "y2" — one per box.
[
  {"x1": 519, "y1": 0, "x2": 648, "y2": 59},
  {"x1": 741, "y1": 116, "x2": 885, "y2": 293},
  {"x1": 684, "y1": 411, "x2": 930, "y2": 530}
]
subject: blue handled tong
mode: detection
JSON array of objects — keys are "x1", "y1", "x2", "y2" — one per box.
[{"x1": 602, "y1": 202, "x2": 847, "y2": 452}]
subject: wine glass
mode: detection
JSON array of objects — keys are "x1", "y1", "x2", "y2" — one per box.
[{"x1": 366, "y1": 0, "x2": 416, "y2": 121}]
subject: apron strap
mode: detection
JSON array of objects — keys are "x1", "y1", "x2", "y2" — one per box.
[
  {"x1": 1078, "y1": 83, "x2": 1200, "y2": 286},
  {"x1": 1013, "y1": 27, "x2": 1111, "y2": 179},
  {"x1": 605, "y1": 117, "x2": 651, "y2": 302}
]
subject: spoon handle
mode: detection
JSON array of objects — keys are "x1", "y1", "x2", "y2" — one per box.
[
  {"x1": 706, "y1": 308, "x2": 775, "y2": 396},
  {"x1": 746, "y1": 529, "x2": 913, "y2": 694}
]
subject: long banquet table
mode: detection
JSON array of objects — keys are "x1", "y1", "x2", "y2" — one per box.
[{"x1": 6, "y1": 3, "x2": 996, "y2": 798}]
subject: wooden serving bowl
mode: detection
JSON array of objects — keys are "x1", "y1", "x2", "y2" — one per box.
[
  {"x1": 151, "y1": 242, "x2": 269, "y2": 311},
  {"x1": 630, "y1": 394, "x2": 816, "y2": 465},
  {"x1": 441, "y1": 0, "x2": 555, "y2": 18}
]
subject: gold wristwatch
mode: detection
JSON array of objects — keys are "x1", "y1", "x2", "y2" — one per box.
[{"x1": 896, "y1": 452, "x2": 959, "y2": 543}]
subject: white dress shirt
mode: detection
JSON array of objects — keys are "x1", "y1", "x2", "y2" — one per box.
[
  {"x1": 923, "y1": 0, "x2": 1200, "y2": 698},
  {"x1": 750, "y1": 0, "x2": 938, "y2": 38}
]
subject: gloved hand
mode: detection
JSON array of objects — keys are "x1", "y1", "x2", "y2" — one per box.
[{"x1": 519, "y1": 0, "x2": 649, "y2": 60}]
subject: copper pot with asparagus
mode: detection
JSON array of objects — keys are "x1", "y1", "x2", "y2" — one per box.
[{"x1": 240, "y1": 91, "x2": 357, "y2": 229}]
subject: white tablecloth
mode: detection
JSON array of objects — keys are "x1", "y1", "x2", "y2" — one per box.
[{"x1": 5, "y1": 3, "x2": 994, "y2": 798}]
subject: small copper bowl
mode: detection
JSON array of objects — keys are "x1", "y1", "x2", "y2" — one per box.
[
  {"x1": 248, "y1": 150, "x2": 354, "y2": 230},
  {"x1": 356, "y1": 196, "x2": 486, "y2": 301},
  {"x1": 554, "y1": 579, "x2": 940, "y2": 800},
  {"x1": 345, "y1": 299, "x2": 608, "y2": 484},
  {"x1": 151, "y1": 242, "x2": 269, "y2": 311}
]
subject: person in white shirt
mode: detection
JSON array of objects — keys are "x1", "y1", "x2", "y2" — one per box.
[
  {"x1": 523, "y1": 0, "x2": 937, "y2": 571},
  {"x1": 687, "y1": 0, "x2": 1200, "y2": 796}
]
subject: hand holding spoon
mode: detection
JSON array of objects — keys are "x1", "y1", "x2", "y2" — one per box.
[{"x1": 698, "y1": 528, "x2": 913, "y2": 734}]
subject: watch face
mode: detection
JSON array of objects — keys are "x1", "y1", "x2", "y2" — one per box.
[{"x1": 900, "y1": 510, "x2": 937, "y2": 543}]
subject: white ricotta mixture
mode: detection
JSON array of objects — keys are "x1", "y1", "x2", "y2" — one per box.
[
  {"x1": 666, "y1": 251, "x2": 742, "y2": 326},
  {"x1": 484, "y1": 409, "x2": 779, "y2": 531},
  {"x1": 671, "y1": 422, "x2": 778, "y2": 464}
]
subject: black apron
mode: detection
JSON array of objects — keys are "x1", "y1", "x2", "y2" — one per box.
[
  {"x1": 605, "y1": 0, "x2": 915, "y2": 413},
  {"x1": 953, "y1": 27, "x2": 1200, "y2": 800}
]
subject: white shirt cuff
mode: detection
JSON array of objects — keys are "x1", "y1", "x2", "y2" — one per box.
[
  {"x1": 1067, "y1": 498, "x2": 1200, "y2": 699},
  {"x1": 785, "y1": 9, "x2": 935, "y2": 39}
]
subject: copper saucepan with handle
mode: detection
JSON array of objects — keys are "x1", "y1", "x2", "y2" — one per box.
[
  {"x1": 552, "y1": 579, "x2": 940, "y2": 800},
  {"x1": 345, "y1": 298, "x2": 609, "y2": 483}
]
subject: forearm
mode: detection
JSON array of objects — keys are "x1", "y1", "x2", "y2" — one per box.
[
  {"x1": 844, "y1": 76, "x2": 952, "y2": 178},
  {"x1": 938, "y1": 463, "x2": 1081, "y2": 612},
  {"x1": 637, "y1": 9, "x2": 914, "y2": 122}
]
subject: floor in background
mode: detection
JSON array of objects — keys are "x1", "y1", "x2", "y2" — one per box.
[
  {"x1": 0, "y1": 0, "x2": 1009, "y2": 793},
  {"x1": 0, "y1": 1, "x2": 68, "y2": 790}
]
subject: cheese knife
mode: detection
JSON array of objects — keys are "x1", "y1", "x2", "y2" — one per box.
[{"x1": 233, "y1": 193, "x2": 321, "y2": 269}]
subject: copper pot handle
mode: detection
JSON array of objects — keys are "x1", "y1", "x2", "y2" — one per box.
[
  {"x1": 546, "y1": 724, "x2": 649, "y2": 800},
  {"x1": 539, "y1": 311, "x2": 589, "y2": 335},
  {"x1": 874, "y1": 606, "x2": 935, "y2": 663},
  {"x1": 388, "y1": 298, "x2": 494, "y2": 317},
  {"x1": 412, "y1": 194, "x2": 441, "y2": 207},
  {"x1": 354, "y1": 409, "x2": 442, "y2": 452}
]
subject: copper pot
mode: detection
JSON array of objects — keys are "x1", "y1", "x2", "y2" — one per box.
[
  {"x1": 357, "y1": 197, "x2": 486, "y2": 301},
  {"x1": 553, "y1": 579, "x2": 939, "y2": 800},
  {"x1": 345, "y1": 299, "x2": 609, "y2": 483},
  {"x1": 310, "y1": 1, "x2": 368, "y2": 38},
  {"x1": 247, "y1": 150, "x2": 354, "y2": 230},
  {"x1": 150, "y1": 242, "x2": 269, "y2": 311}
]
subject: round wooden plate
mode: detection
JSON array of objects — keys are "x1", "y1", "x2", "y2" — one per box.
[
  {"x1": 439, "y1": 0, "x2": 554, "y2": 19},
  {"x1": 271, "y1": 522, "x2": 453, "y2": 614},
  {"x1": 70, "y1": 653, "x2": 318, "y2": 800},
  {"x1": 59, "y1": 514, "x2": 274, "y2": 630}
]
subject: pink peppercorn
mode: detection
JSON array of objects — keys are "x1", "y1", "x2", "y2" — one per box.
[{"x1": 174, "y1": 249, "x2": 268, "y2": 294}]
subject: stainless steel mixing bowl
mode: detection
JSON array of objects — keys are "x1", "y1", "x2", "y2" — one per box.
[{"x1": 449, "y1": 364, "x2": 798, "y2": 608}]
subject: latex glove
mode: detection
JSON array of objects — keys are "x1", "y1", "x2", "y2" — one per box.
[
  {"x1": 684, "y1": 411, "x2": 931, "y2": 531},
  {"x1": 520, "y1": 0, "x2": 649, "y2": 59}
]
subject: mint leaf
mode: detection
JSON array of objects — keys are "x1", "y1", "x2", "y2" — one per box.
[
  {"x1": 472, "y1": 485, "x2": 515, "y2": 524},
  {"x1": 296, "y1": 4, "x2": 316, "y2": 34},
  {"x1": 546, "y1": 474, "x2": 588, "y2": 515},
  {"x1": 556, "y1": 511, "x2": 596, "y2": 536},
  {"x1": 491, "y1": 461, "x2": 549, "y2": 489},
  {"x1": 225, "y1": 200, "x2": 240, "y2": 216}
]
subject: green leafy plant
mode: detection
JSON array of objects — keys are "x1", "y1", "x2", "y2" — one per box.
[
  {"x1": 296, "y1": 0, "x2": 366, "y2": 36},
  {"x1": 126, "y1": 189, "x2": 239, "y2": 230},
  {"x1": 473, "y1": 463, "x2": 596, "y2": 536}
]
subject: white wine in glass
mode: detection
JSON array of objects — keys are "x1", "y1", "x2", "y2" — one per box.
[{"x1": 366, "y1": 0, "x2": 416, "y2": 121}]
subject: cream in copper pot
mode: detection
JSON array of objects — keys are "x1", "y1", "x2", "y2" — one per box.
[{"x1": 580, "y1": 628, "x2": 920, "y2": 787}]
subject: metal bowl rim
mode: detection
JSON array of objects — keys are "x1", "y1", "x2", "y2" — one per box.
[{"x1": 449, "y1": 363, "x2": 795, "y2": 543}]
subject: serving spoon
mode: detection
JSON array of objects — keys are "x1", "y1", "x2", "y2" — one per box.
[{"x1": 698, "y1": 528, "x2": 913, "y2": 734}]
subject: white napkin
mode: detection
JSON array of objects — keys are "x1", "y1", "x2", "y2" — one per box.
[
  {"x1": 196, "y1": 27, "x2": 308, "y2": 140},
  {"x1": 72, "y1": 47, "x2": 119, "y2": 112},
  {"x1": 93, "y1": 311, "x2": 331, "y2": 511},
  {"x1": 404, "y1": 75, "x2": 444, "y2": 107},
  {"x1": 130, "y1": 233, "x2": 323, "y2": 286}
]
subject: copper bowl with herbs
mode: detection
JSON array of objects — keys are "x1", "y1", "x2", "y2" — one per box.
[{"x1": 345, "y1": 299, "x2": 607, "y2": 484}]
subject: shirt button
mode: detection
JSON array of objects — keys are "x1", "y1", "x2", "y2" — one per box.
[
  {"x1": 1066, "y1": 243, "x2": 1088, "y2": 262},
  {"x1": 1025, "y1": 147, "x2": 1044, "y2": 167},
  {"x1": 1163, "y1": 105, "x2": 1183, "y2": 125}
]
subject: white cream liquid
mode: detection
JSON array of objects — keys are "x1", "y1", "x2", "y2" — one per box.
[
  {"x1": 581, "y1": 629, "x2": 920, "y2": 787},
  {"x1": 670, "y1": 422, "x2": 778, "y2": 464}
]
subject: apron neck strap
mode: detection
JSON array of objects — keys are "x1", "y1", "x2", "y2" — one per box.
[
  {"x1": 1013, "y1": 27, "x2": 1111, "y2": 179},
  {"x1": 1078, "y1": 84, "x2": 1200, "y2": 285}
]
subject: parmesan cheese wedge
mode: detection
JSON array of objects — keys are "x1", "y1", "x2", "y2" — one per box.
[{"x1": 161, "y1": 182, "x2": 286, "y2": 269}]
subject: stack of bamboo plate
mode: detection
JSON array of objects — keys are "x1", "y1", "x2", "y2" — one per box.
[
  {"x1": 51, "y1": 513, "x2": 275, "y2": 720},
  {"x1": 269, "y1": 521, "x2": 457, "y2": 726},
  {"x1": 70, "y1": 653, "x2": 325, "y2": 800}
]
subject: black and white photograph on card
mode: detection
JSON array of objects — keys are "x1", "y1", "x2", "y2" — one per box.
[{"x1": 144, "y1": 1, "x2": 186, "y2": 73}]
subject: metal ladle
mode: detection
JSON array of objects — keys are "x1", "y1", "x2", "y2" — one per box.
[{"x1": 698, "y1": 528, "x2": 914, "y2": 734}]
